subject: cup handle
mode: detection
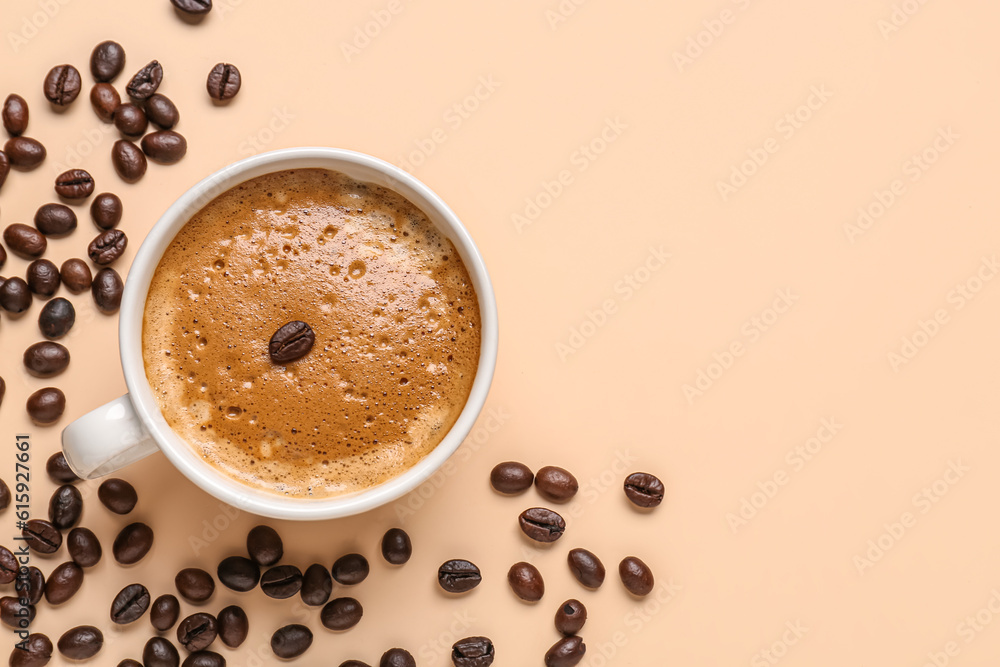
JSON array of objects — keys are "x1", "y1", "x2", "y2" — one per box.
[{"x1": 61, "y1": 395, "x2": 160, "y2": 479}]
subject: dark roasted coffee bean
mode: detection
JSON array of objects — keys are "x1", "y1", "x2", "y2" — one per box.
[
  {"x1": 126, "y1": 60, "x2": 162, "y2": 100},
  {"x1": 182, "y1": 651, "x2": 225, "y2": 667},
  {"x1": 24, "y1": 566, "x2": 44, "y2": 605},
  {"x1": 141, "y1": 130, "x2": 187, "y2": 164},
  {"x1": 113, "y1": 522, "x2": 153, "y2": 564},
  {"x1": 67, "y1": 527, "x2": 101, "y2": 567},
  {"x1": 34, "y1": 203, "x2": 77, "y2": 236},
  {"x1": 381, "y1": 527, "x2": 412, "y2": 564},
  {"x1": 119, "y1": 660, "x2": 143, "y2": 667},
  {"x1": 555, "y1": 599, "x2": 587, "y2": 636},
  {"x1": 438, "y1": 559, "x2": 481, "y2": 593},
  {"x1": 47, "y1": 451, "x2": 80, "y2": 483},
  {"x1": 4, "y1": 223, "x2": 46, "y2": 258},
  {"x1": 112, "y1": 139, "x2": 146, "y2": 182},
  {"x1": 332, "y1": 553, "x2": 369, "y2": 585},
  {"x1": 57, "y1": 626, "x2": 102, "y2": 660},
  {"x1": 507, "y1": 561, "x2": 544, "y2": 602},
  {"x1": 88, "y1": 229, "x2": 127, "y2": 265},
  {"x1": 4, "y1": 137, "x2": 46, "y2": 169},
  {"x1": 260, "y1": 564, "x2": 301, "y2": 599},
  {"x1": 320, "y1": 597, "x2": 362, "y2": 631},
  {"x1": 26, "y1": 388, "x2": 65, "y2": 425},
  {"x1": 0, "y1": 479, "x2": 7, "y2": 510},
  {"x1": 8, "y1": 632, "x2": 51, "y2": 667},
  {"x1": 92, "y1": 267, "x2": 123, "y2": 314},
  {"x1": 175, "y1": 567, "x2": 215, "y2": 602},
  {"x1": 490, "y1": 461, "x2": 533, "y2": 494},
  {"x1": 172, "y1": 0, "x2": 212, "y2": 15},
  {"x1": 48, "y1": 484, "x2": 82, "y2": 528},
  {"x1": 451, "y1": 636, "x2": 495, "y2": 667},
  {"x1": 0, "y1": 277, "x2": 31, "y2": 313},
  {"x1": 216, "y1": 605, "x2": 248, "y2": 648},
  {"x1": 111, "y1": 583, "x2": 150, "y2": 623},
  {"x1": 23, "y1": 341, "x2": 70, "y2": 378},
  {"x1": 55, "y1": 168, "x2": 95, "y2": 199},
  {"x1": 217, "y1": 556, "x2": 259, "y2": 592},
  {"x1": 91, "y1": 40, "x2": 126, "y2": 82},
  {"x1": 0, "y1": 151, "x2": 8, "y2": 189},
  {"x1": 271, "y1": 625, "x2": 312, "y2": 660},
  {"x1": 246, "y1": 525, "x2": 282, "y2": 565},
  {"x1": 90, "y1": 83, "x2": 121, "y2": 122},
  {"x1": 269, "y1": 320, "x2": 314, "y2": 363},
  {"x1": 143, "y1": 637, "x2": 179, "y2": 667},
  {"x1": 518, "y1": 507, "x2": 566, "y2": 543},
  {"x1": 177, "y1": 612, "x2": 218, "y2": 652},
  {"x1": 114, "y1": 103, "x2": 147, "y2": 137},
  {"x1": 151, "y1": 594, "x2": 181, "y2": 631},
  {"x1": 0, "y1": 378, "x2": 4, "y2": 409},
  {"x1": 146, "y1": 93, "x2": 179, "y2": 129},
  {"x1": 60, "y1": 259, "x2": 93, "y2": 294},
  {"x1": 340, "y1": 662, "x2": 371, "y2": 667},
  {"x1": 301, "y1": 563, "x2": 332, "y2": 605},
  {"x1": 544, "y1": 636, "x2": 586, "y2": 667},
  {"x1": 22, "y1": 518, "x2": 61, "y2": 554},
  {"x1": 207, "y1": 63, "x2": 241, "y2": 101},
  {"x1": 618, "y1": 556, "x2": 654, "y2": 596},
  {"x1": 0, "y1": 597, "x2": 35, "y2": 628},
  {"x1": 43, "y1": 65, "x2": 82, "y2": 106},
  {"x1": 567, "y1": 548, "x2": 605, "y2": 589},
  {"x1": 623, "y1": 472, "x2": 664, "y2": 508},
  {"x1": 380, "y1": 648, "x2": 416, "y2": 667},
  {"x1": 26, "y1": 259, "x2": 61, "y2": 296},
  {"x1": 91, "y1": 192, "x2": 123, "y2": 229},
  {"x1": 2, "y1": 94, "x2": 28, "y2": 136},
  {"x1": 535, "y1": 466, "x2": 578, "y2": 503},
  {"x1": 98, "y1": 477, "x2": 137, "y2": 513},
  {"x1": 0, "y1": 546, "x2": 16, "y2": 584}
]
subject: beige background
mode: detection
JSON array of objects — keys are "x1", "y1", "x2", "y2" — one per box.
[{"x1": 1, "y1": 0, "x2": 999, "y2": 664}]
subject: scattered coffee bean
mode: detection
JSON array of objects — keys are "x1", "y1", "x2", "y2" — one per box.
[
  {"x1": 490, "y1": 461, "x2": 533, "y2": 494},
  {"x1": 271, "y1": 624, "x2": 312, "y2": 660},
  {"x1": 48, "y1": 484, "x2": 82, "y2": 528},
  {"x1": 172, "y1": 0, "x2": 212, "y2": 14},
  {"x1": 177, "y1": 612, "x2": 217, "y2": 651},
  {"x1": 0, "y1": 151, "x2": 8, "y2": 189},
  {"x1": 150, "y1": 594, "x2": 181, "y2": 631},
  {"x1": 269, "y1": 320, "x2": 315, "y2": 363},
  {"x1": 119, "y1": 660, "x2": 143, "y2": 667},
  {"x1": 452, "y1": 636, "x2": 495, "y2": 667},
  {"x1": 544, "y1": 636, "x2": 586, "y2": 667},
  {"x1": 0, "y1": 378, "x2": 4, "y2": 409},
  {"x1": 143, "y1": 637, "x2": 179, "y2": 667},
  {"x1": 90, "y1": 83, "x2": 121, "y2": 122},
  {"x1": 88, "y1": 229, "x2": 127, "y2": 265},
  {"x1": 67, "y1": 527, "x2": 101, "y2": 567},
  {"x1": 126, "y1": 60, "x2": 162, "y2": 100},
  {"x1": 112, "y1": 139, "x2": 146, "y2": 182},
  {"x1": 92, "y1": 267, "x2": 124, "y2": 314},
  {"x1": 2, "y1": 94, "x2": 28, "y2": 136},
  {"x1": 0, "y1": 479, "x2": 7, "y2": 510},
  {"x1": 175, "y1": 567, "x2": 215, "y2": 602},
  {"x1": 39, "y1": 298, "x2": 75, "y2": 339},
  {"x1": 618, "y1": 556, "x2": 654, "y2": 596},
  {"x1": 320, "y1": 597, "x2": 363, "y2": 631},
  {"x1": 60, "y1": 259, "x2": 93, "y2": 294},
  {"x1": 301, "y1": 563, "x2": 332, "y2": 606},
  {"x1": 23, "y1": 341, "x2": 70, "y2": 378},
  {"x1": 43, "y1": 65, "x2": 82, "y2": 107},
  {"x1": 34, "y1": 203, "x2": 77, "y2": 236},
  {"x1": 182, "y1": 651, "x2": 225, "y2": 667},
  {"x1": 0, "y1": 597, "x2": 35, "y2": 628},
  {"x1": 518, "y1": 507, "x2": 566, "y2": 543},
  {"x1": 340, "y1": 661, "x2": 371, "y2": 667},
  {"x1": 381, "y1": 527, "x2": 412, "y2": 565},
  {"x1": 207, "y1": 63, "x2": 241, "y2": 101},
  {"x1": 332, "y1": 553, "x2": 369, "y2": 585},
  {"x1": 24, "y1": 566, "x2": 44, "y2": 605},
  {"x1": 26, "y1": 388, "x2": 65, "y2": 425},
  {"x1": 22, "y1": 518, "x2": 61, "y2": 554},
  {"x1": 4, "y1": 223, "x2": 46, "y2": 258},
  {"x1": 47, "y1": 451, "x2": 79, "y2": 483},
  {"x1": 216, "y1": 605, "x2": 248, "y2": 648},
  {"x1": 4, "y1": 137, "x2": 46, "y2": 169},
  {"x1": 246, "y1": 525, "x2": 282, "y2": 565},
  {"x1": 438, "y1": 559, "x2": 481, "y2": 593},
  {"x1": 114, "y1": 103, "x2": 147, "y2": 137},
  {"x1": 113, "y1": 522, "x2": 154, "y2": 564},
  {"x1": 260, "y1": 564, "x2": 302, "y2": 599},
  {"x1": 26, "y1": 259, "x2": 61, "y2": 296},
  {"x1": 535, "y1": 466, "x2": 579, "y2": 503},
  {"x1": 8, "y1": 632, "x2": 50, "y2": 667},
  {"x1": 141, "y1": 129, "x2": 187, "y2": 164},
  {"x1": 555, "y1": 599, "x2": 587, "y2": 636},
  {"x1": 507, "y1": 561, "x2": 544, "y2": 602},
  {"x1": 111, "y1": 583, "x2": 150, "y2": 624},
  {"x1": 380, "y1": 648, "x2": 416, "y2": 667},
  {"x1": 623, "y1": 472, "x2": 664, "y2": 508},
  {"x1": 98, "y1": 477, "x2": 137, "y2": 513},
  {"x1": 0, "y1": 546, "x2": 16, "y2": 584},
  {"x1": 217, "y1": 556, "x2": 259, "y2": 592},
  {"x1": 146, "y1": 93, "x2": 180, "y2": 129},
  {"x1": 90, "y1": 41, "x2": 126, "y2": 82},
  {"x1": 57, "y1": 626, "x2": 102, "y2": 660},
  {"x1": 55, "y1": 168, "x2": 95, "y2": 199},
  {"x1": 567, "y1": 548, "x2": 605, "y2": 589},
  {"x1": 91, "y1": 192, "x2": 123, "y2": 228},
  {"x1": 0, "y1": 277, "x2": 31, "y2": 313}
]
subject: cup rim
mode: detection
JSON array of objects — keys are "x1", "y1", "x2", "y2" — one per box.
[{"x1": 120, "y1": 147, "x2": 498, "y2": 520}]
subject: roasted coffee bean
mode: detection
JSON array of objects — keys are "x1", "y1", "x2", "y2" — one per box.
[
  {"x1": 246, "y1": 525, "x2": 282, "y2": 565},
  {"x1": 451, "y1": 636, "x2": 495, "y2": 667},
  {"x1": 380, "y1": 648, "x2": 416, "y2": 667},
  {"x1": 90, "y1": 83, "x2": 121, "y2": 122},
  {"x1": 0, "y1": 377, "x2": 5, "y2": 409},
  {"x1": 271, "y1": 625, "x2": 312, "y2": 660},
  {"x1": 177, "y1": 613, "x2": 218, "y2": 652},
  {"x1": 623, "y1": 472, "x2": 664, "y2": 508},
  {"x1": 92, "y1": 267, "x2": 123, "y2": 314},
  {"x1": 554, "y1": 599, "x2": 587, "y2": 636},
  {"x1": 207, "y1": 63, "x2": 241, "y2": 101},
  {"x1": 381, "y1": 527, "x2": 412, "y2": 565},
  {"x1": 141, "y1": 130, "x2": 186, "y2": 164},
  {"x1": 91, "y1": 192, "x2": 123, "y2": 229},
  {"x1": 4, "y1": 223, "x2": 46, "y2": 258},
  {"x1": 1, "y1": 277, "x2": 32, "y2": 313},
  {"x1": 0, "y1": 151, "x2": 8, "y2": 189},
  {"x1": 518, "y1": 507, "x2": 566, "y2": 543},
  {"x1": 114, "y1": 103, "x2": 147, "y2": 137},
  {"x1": 111, "y1": 583, "x2": 150, "y2": 623},
  {"x1": 320, "y1": 597, "x2": 363, "y2": 631},
  {"x1": 0, "y1": 478, "x2": 8, "y2": 510},
  {"x1": 150, "y1": 594, "x2": 181, "y2": 631},
  {"x1": 507, "y1": 561, "x2": 544, "y2": 602},
  {"x1": 26, "y1": 259, "x2": 61, "y2": 296},
  {"x1": 8, "y1": 632, "x2": 51, "y2": 667},
  {"x1": 91, "y1": 40, "x2": 126, "y2": 82},
  {"x1": 260, "y1": 564, "x2": 302, "y2": 599},
  {"x1": 55, "y1": 169, "x2": 95, "y2": 199},
  {"x1": 47, "y1": 451, "x2": 80, "y2": 483},
  {"x1": 172, "y1": 0, "x2": 212, "y2": 15},
  {"x1": 268, "y1": 321, "x2": 315, "y2": 363},
  {"x1": 175, "y1": 567, "x2": 215, "y2": 602},
  {"x1": 126, "y1": 60, "x2": 162, "y2": 100},
  {"x1": 0, "y1": 546, "x2": 16, "y2": 584},
  {"x1": 301, "y1": 563, "x2": 332, "y2": 606},
  {"x1": 22, "y1": 518, "x2": 61, "y2": 554},
  {"x1": 112, "y1": 139, "x2": 146, "y2": 182},
  {"x1": 332, "y1": 553, "x2": 369, "y2": 585},
  {"x1": 44, "y1": 561, "x2": 83, "y2": 604},
  {"x1": 217, "y1": 556, "x2": 259, "y2": 592},
  {"x1": 438, "y1": 559, "x2": 482, "y2": 593},
  {"x1": 146, "y1": 93, "x2": 179, "y2": 129},
  {"x1": 340, "y1": 662, "x2": 372, "y2": 667},
  {"x1": 143, "y1": 637, "x2": 179, "y2": 667},
  {"x1": 48, "y1": 484, "x2": 82, "y2": 528},
  {"x1": 216, "y1": 605, "x2": 248, "y2": 648},
  {"x1": 43, "y1": 65, "x2": 82, "y2": 106},
  {"x1": 618, "y1": 556, "x2": 654, "y2": 596},
  {"x1": 4, "y1": 137, "x2": 46, "y2": 169},
  {"x1": 567, "y1": 548, "x2": 605, "y2": 589},
  {"x1": 57, "y1": 626, "x2": 102, "y2": 660},
  {"x1": 97, "y1": 477, "x2": 137, "y2": 514},
  {"x1": 0, "y1": 597, "x2": 35, "y2": 628},
  {"x1": 23, "y1": 341, "x2": 70, "y2": 378},
  {"x1": 88, "y1": 229, "x2": 127, "y2": 265},
  {"x1": 535, "y1": 466, "x2": 579, "y2": 503},
  {"x1": 26, "y1": 388, "x2": 65, "y2": 425},
  {"x1": 119, "y1": 660, "x2": 143, "y2": 667},
  {"x1": 2, "y1": 94, "x2": 28, "y2": 136},
  {"x1": 24, "y1": 566, "x2": 44, "y2": 605},
  {"x1": 113, "y1": 522, "x2": 153, "y2": 564},
  {"x1": 182, "y1": 651, "x2": 225, "y2": 667},
  {"x1": 544, "y1": 636, "x2": 586, "y2": 667},
  {"x1": 490, "y1": 461, "x2": 533, "y2": 494},
  {"x1": 60, "y1": 259, "x2": 93, "y2": 294},
  {"x1": 67, "y1": 527, "x2": 101, "y2": 567},
  {"x1": 34, "y1": 203, "x2": 77, "y2": 236}
]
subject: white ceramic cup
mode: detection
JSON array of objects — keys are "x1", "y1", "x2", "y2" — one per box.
[{"x1": 61, "y1": 147, "x2": 499, "y2": 520}]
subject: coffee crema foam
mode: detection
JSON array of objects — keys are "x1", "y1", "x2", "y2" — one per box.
[{"x1": 142, "y1": 169, "x2": 481, "y2": 498}]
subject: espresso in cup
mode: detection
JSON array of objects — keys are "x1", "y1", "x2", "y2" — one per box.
[{"x1": 141, "y1": 169, "x2": 481, "y2": 497}]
